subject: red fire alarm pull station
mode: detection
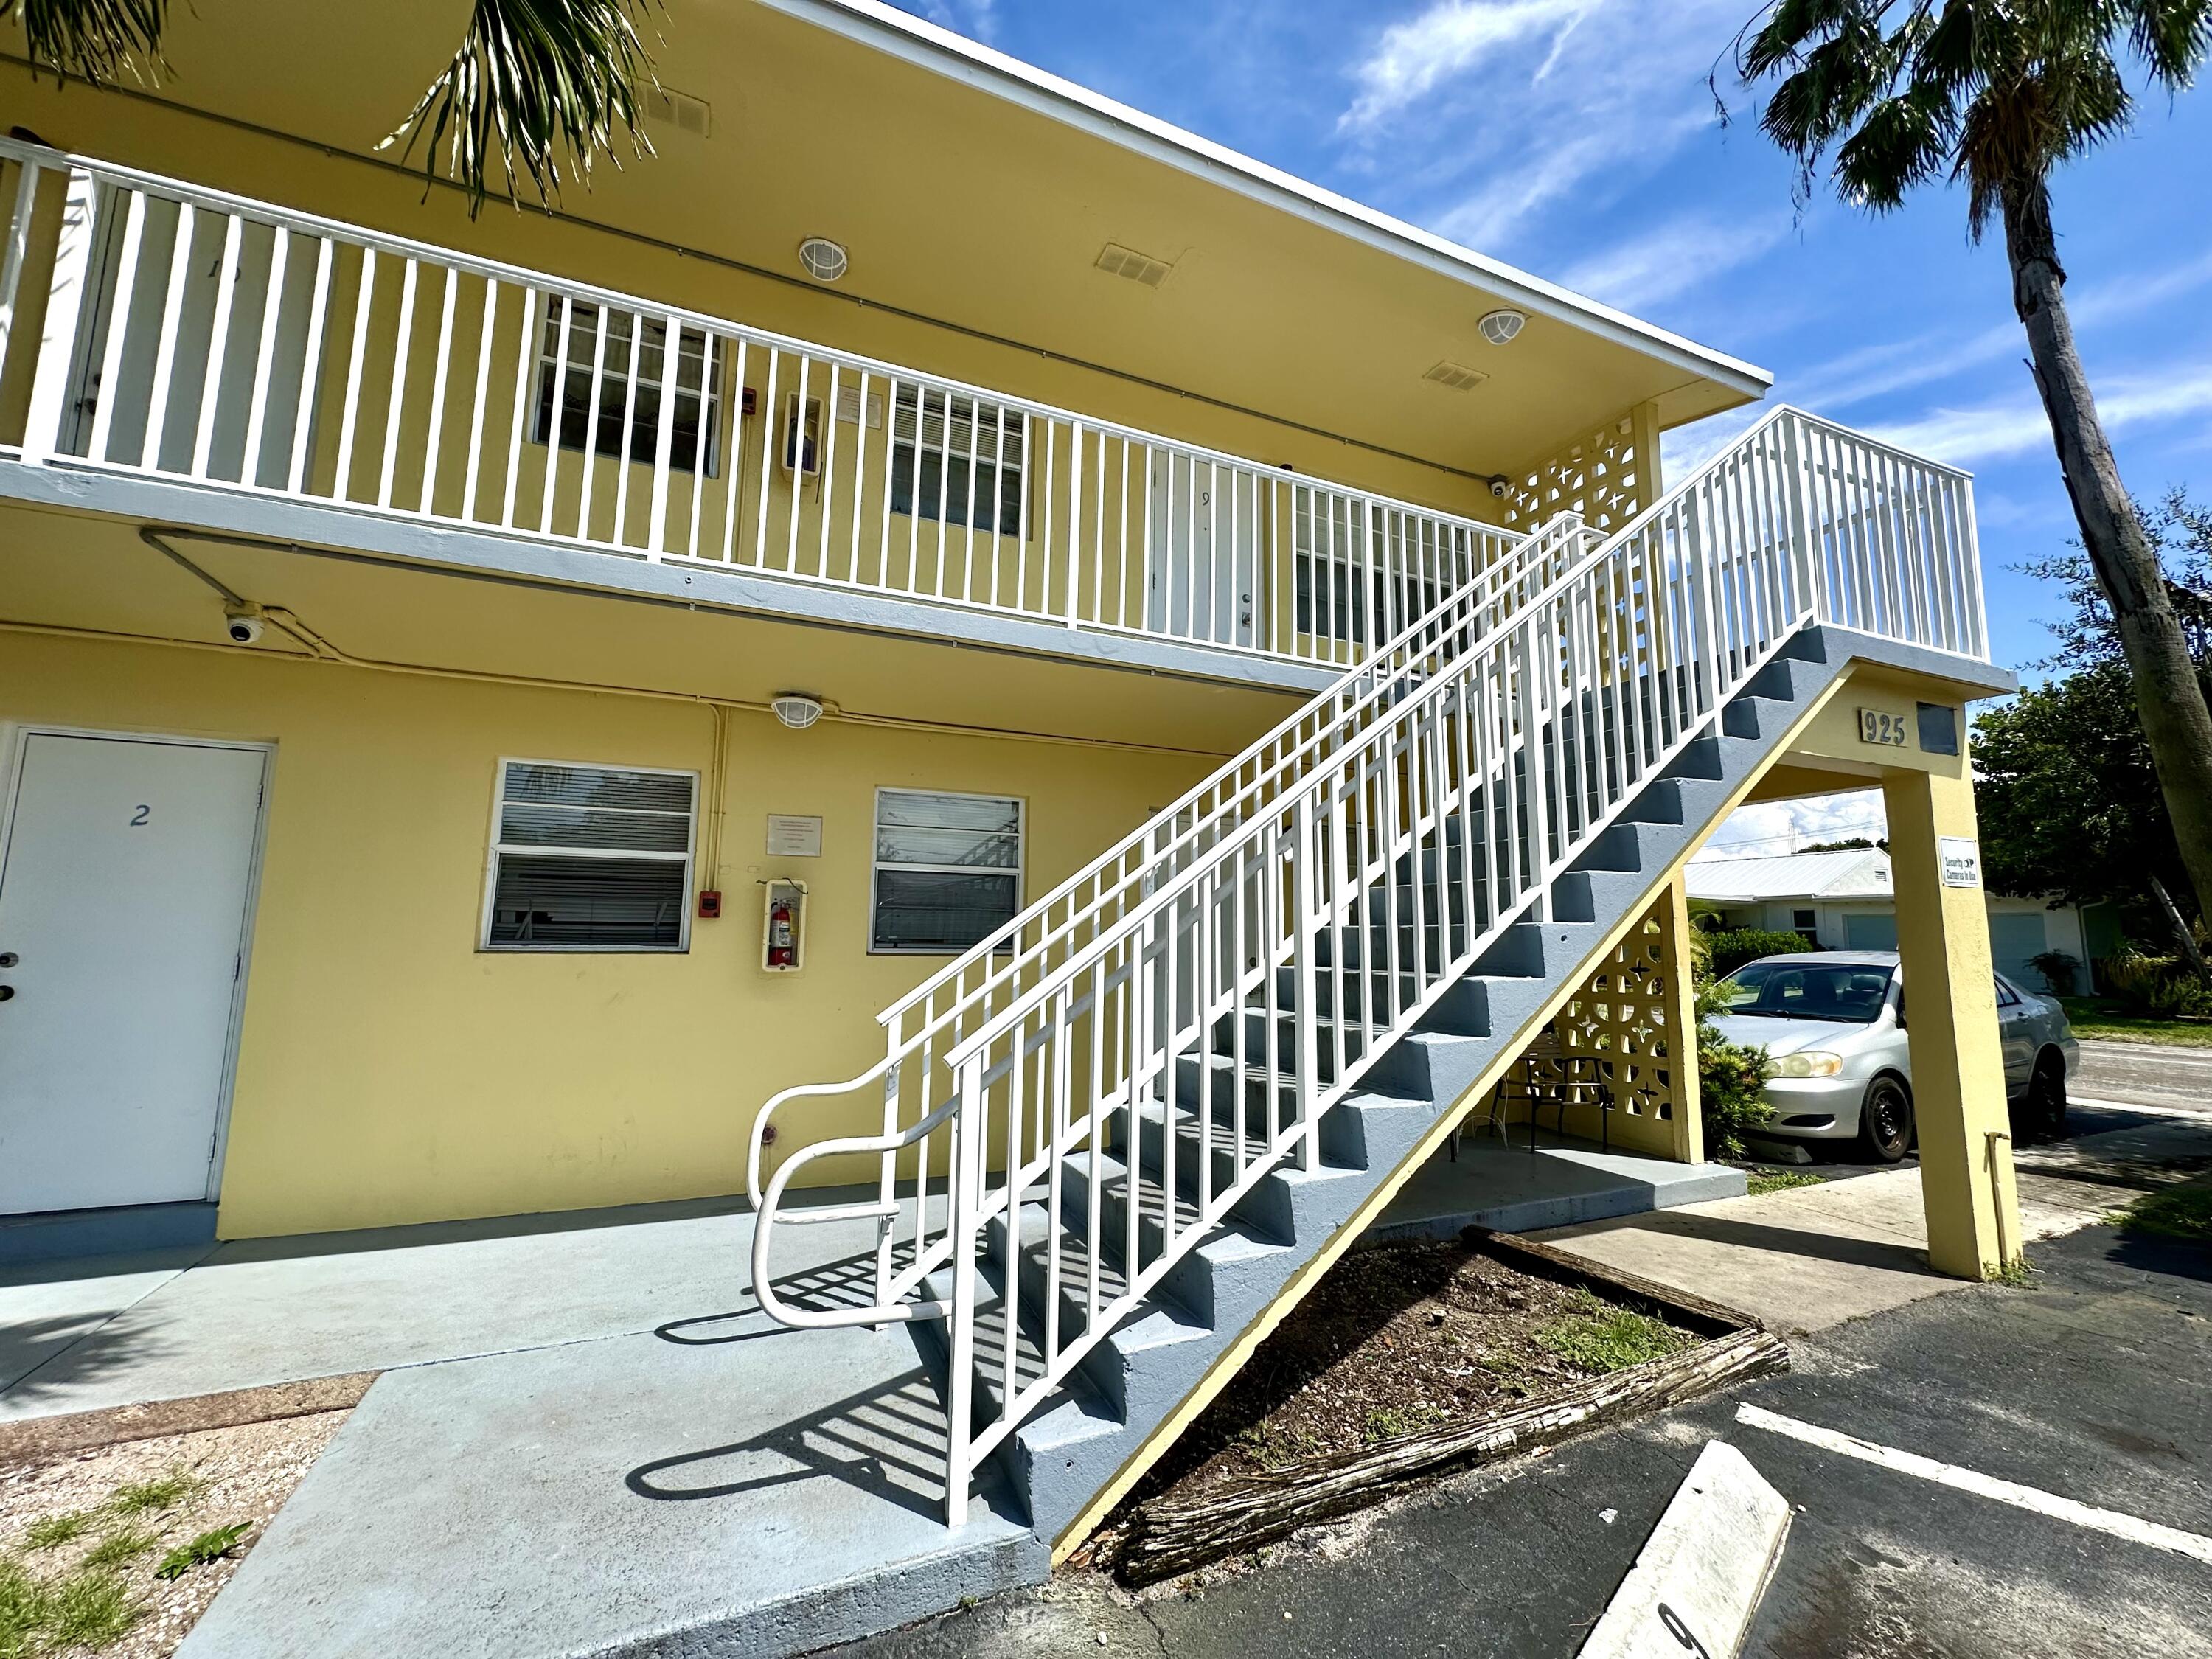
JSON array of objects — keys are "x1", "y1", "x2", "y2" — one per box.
[
  {"x1": 761, "y1": 878, "x2": 808, "y2": 973},
  {"x1": 697, "y1": 890, "x2": 723, "y2": 920}
]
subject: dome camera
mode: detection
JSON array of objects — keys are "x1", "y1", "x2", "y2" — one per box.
[
  {"x1": 1486, "y1": 475, "x2": 1511, "y2": 500},
  {"x1": 223, "y1": 603, "x2": 265, "y2": 646}
]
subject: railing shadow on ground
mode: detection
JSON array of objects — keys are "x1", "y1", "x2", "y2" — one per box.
[
  {"x1": 655, "y1": 1245, "x2": 897, "y2": 1346},
  {"x1": 1555, "y1": 1208, "x2": 1944, "y2": 1278},
  {"x1": 624, "y1": 1338, "x2": 959, "y2": 1520}
]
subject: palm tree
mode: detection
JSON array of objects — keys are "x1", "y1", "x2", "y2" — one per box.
[
  {"x1": 1, "y1": 0, "x2": 658, "y2": 211},
  {"x1": 1731, "y1": 1, "x2": 2212, "y2": 931}
]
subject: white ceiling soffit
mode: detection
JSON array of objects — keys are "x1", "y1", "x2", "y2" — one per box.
[{"x1": 757, "y1": 0, "x2": 1774, "y2": 401}]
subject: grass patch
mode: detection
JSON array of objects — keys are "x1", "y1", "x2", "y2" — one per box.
[
  {"x1": 1360, "y1": 1405, "x2": 1449, "y2": 1445},
  {"x1": 2121, "y1": 1183, "x2": 2212, "y2": 1245},
  {"x1": 1989, "y1": 1256, "x2": 2037, "y2": 1287},
  {"x1": 80, "y1": 1529, "x2": 160, "y2": 1571},
  {"x1": 18, "y1": 1514, "x2": 91, "y2": 1554},
  {"x1": 44, "y1": 1569, "x2": 139, "y2": 1649},
  {"x1": 0, "y1": 1557, "x2": 142, "y2": 1657},
  {"x1": 154, "y1": 1524, "x2": 250, "y2": 1582},
  {"x1": 2057, "y1": 998, "x2": 2212, "y2": 1048},
  {"x1": 1746, "y1": 1169, "x2": 1824, "y2": 1197},
  {"x1": 108, "y1": 1469, "x2": 204, "y2": 1517},
  {"x1": 1, "y1": 1558, "x2": 41, "y2": 1659},
  {"x1": 1534, "y1": 1290, "x2": 1693, "y2": 1373}
]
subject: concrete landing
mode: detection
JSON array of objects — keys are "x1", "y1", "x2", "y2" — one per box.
[
  {"x1": 1368, "y1": 1135, "x2": 1745, "y2": 1242},
  {"x1": 175, "y1": 1321, "x2": 1041, "y2": 1659},
  {"x1": 1527, "y1": 1116, "x2": 2212, "y2": 1336}
]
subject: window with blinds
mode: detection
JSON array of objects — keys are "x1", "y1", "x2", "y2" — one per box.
[
  {"x1": 483, "y1": 761, "x2": 698, "y2": 951},
  {"x1": 531, "y1": 302, "x2": 724, "y2": 474},
  {"x1": 888, "y1": 386, "x2": 1026, "y2": 535},
  {"x1": 871, "y1": 788, "x2": 1023, "y2": 954}
]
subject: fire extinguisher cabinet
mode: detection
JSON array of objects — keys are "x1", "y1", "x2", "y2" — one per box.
[{"x1": 760, "y1": 878, "x2": 809, "y2": 974}]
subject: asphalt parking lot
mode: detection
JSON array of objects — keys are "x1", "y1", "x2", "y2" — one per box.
[{"x1": 842, "y1": 1037, "x2": 2212, "y2": 1659}]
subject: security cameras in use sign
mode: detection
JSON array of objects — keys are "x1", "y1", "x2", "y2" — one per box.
[{"x1": 1938, "y1": 837, "x2": 1980, "y2": 888}]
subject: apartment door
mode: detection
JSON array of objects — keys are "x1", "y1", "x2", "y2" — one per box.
[
  {"x1": 0, "y1": 731, "x2": 268, "y2": 1214},
  {"x1": 1147, "y1": 453, "x2": 1261, "y2": 650}
]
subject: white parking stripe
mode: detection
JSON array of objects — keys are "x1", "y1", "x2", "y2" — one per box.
[{"x1": 1735, "y1": 1405, "x2": 2212, "y2": 1565}]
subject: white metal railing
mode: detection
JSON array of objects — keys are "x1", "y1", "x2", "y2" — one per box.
[
  {"x1": 0, "y1": 138, "x2": 1523, "y2": 668},
  {"x1": 748, "y1": 403, "x2": 1983, "y2": 1523}
]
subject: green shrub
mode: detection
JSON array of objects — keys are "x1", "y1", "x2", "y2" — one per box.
[
  {"x1": 1706, "y1": 928, "x2": 1815, "y2": 977},
  {"x1": 1694, "y1": 978, "x2": 1772, "y2": 1161},
  {"x1": 2026, "y1": 949, "x2": 2082, "y2": 996},
  {"x1": 2099, "y1": 942, "x2": 2212, "y2": 1018}
]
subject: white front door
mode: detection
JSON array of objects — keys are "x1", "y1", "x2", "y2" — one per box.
[
  {"x1": 1146, "y1": 453, "x2": 1261, "y2": 650},
  {"x1": 0, "y1": 731, "x2": 268, "y2": 1214}
]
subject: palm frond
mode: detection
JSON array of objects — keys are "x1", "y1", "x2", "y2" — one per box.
[
  {"x1": 1736, "y1": 0, "x2": 2204, "y2": 241},
  {"x1": 381, "y1": 0, "x2": 660, "y2": 215},
  {"x1": 1, "y1": 0, "x2": 169, "y2": 84}
]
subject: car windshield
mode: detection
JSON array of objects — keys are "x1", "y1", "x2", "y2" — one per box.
[{"x1": 1719, "y1": 961, "x2": 1893, "y2": 1024}]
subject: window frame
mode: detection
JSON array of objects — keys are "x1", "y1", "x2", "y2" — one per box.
[
  {"x1": 527, "y1": 298, "x2": 726, "y2": 479},
  {"x1": 479, "y1": 756, "x2": 700, "y2": 954},
  {"x1": 868, "y1": 785, "x2": 1026, "y2": 957},
  {"x1": 886, "y1": 385, "x2": 1027, "y2": 535}
]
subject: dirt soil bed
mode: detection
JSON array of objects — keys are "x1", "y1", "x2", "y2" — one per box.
[
  {"x1": 0, "y1": 1409, "x2": 348, "y2": 1658},
  {"x1": 1118, "y1": 1234, "x2": 1699, "y2": 1511}
]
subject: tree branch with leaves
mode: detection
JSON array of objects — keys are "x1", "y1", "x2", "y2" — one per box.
[
  {"x1": 1728, "y1": 0, "x2": 2212, "y2": 928},
  {"x1": 1, "y1": 0, "x2": 659, "y2": 212}
]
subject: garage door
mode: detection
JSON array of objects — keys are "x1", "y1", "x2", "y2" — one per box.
[
  {"x1": 1989, "y1": 911, "x2": 2051, "y2": 992},
  {"x1": 1843, "y1": 912, "x2": 1898, "y2": 950}
]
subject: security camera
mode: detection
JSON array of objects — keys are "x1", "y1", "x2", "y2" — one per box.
[
  {"x1": 1486, "y1": 475, "x2": 1511, "y2": 500},
  {"x1": 223, "y1": 604, "x2": 265, "y2": 646}
]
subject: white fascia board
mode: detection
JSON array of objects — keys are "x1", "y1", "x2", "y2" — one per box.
[{"x1": 759, "y1": 0, "x2": 1774, "y2": 403}]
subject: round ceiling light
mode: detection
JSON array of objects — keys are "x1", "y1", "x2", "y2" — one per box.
[
  {"x1": 1478, "y1": 308, "x2": 1527, "y2": 347},
  {"x1": 797, "y1": 237, "x2": 849, "y2": 283},
  {"x1": 771, "y1": 692, "x2": 825, "y2": 731}
]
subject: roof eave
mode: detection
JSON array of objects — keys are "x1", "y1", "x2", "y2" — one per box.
[{"x1": 758, "y1": 0, "x2": 1775, "y2": 406}]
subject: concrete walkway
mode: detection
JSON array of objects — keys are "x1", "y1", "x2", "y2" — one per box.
[
  {"x1": 2, "y1": 1193, "x2": 1044, "y2": 1657},
  {"x1": 1527, "y1": 1114, "x2": 2212, "y2": 1335}
]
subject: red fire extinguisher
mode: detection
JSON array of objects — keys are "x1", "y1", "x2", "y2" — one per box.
[{"x1": 768, "y1": 894, "x2": 797, "y2": 969}]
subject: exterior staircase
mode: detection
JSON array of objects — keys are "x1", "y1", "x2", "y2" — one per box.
[{"x1": 748, "y1": 407, "x2": 1992, "y2": 1551}]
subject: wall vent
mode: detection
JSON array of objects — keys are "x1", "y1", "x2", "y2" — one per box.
[
  {"x1": 1095, "y1": 243, "x2": 1173, "y2": 288},
  {"x1": 642, "y1": 86, "x2": 712, "y2": 138},
  {"x1": 1422, "y1": 359, "x2": 1488, "y2": 392}
]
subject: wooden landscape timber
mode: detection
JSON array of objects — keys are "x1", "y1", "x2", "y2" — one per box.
[{"x1": 1110, "y1": 1231, "x2": 1789, "y2": 1585}]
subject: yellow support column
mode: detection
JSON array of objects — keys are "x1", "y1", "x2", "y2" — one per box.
[
  {"x1": 1882, "y1": 763, "x2": 2021, "y2": 1279},
  {"x1": 1660, "y1": 874, "x2": 1705, "y2": 1165}
]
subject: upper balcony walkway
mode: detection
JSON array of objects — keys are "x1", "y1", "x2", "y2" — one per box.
[{"x1": 0, "y1": 138, "x2": 1555, "y2": 692}]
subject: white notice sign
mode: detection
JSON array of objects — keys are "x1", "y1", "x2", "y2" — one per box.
[
  {"x1": 766, "y1": 814, "x2": 823, "y2": 858},
  {"x1": 1938, "y1": 836, "x2": 1980, "y2": 889}
]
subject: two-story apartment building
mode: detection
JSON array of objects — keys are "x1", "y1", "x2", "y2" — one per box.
[{"x1": 3, "y1": 0, "x2": 2031, "y2": 1594}]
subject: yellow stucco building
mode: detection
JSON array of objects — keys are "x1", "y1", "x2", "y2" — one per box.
[{"x1": 0, "y1": 0, "x2": 2022, "y2": 1413}]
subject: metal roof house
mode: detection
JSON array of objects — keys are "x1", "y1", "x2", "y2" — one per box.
[{"x1": 1688, "y1": 848, "x2": 2095, "y2": 992}]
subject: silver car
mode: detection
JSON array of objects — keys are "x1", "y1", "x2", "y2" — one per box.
[{"x1": 1708, "y1": 950, "x2": 2081, "y2": 1162}]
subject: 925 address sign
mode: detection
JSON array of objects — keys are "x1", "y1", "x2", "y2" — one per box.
[{"x1": 1857, "y1": 708, "x2": 1909, "y2": 748}]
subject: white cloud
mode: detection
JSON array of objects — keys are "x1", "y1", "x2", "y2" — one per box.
[
  {"x1": 1872, "y1": 363, "x2": 2212, "y2": 466},
  {"x1": 1700, "y1": 791, "x2": 1888, "y2": 860},
  {"x1": 1339, "y1": 0, "x2": 1593, "y2": 133},
  {"x1": 1335, "y1": 0, "x2": 1747, "y2": 255},
  {"x1": 1789, "y1": 248, "x2": 2212, "y2": 413},
  {"x1": 912, "y1": 0, "x2": 998, "y2": 43},
  {"x1": 1660, "y1": 404, "x2": 1764, "y2": 481},
  {"x1": 1558, "y1": 214, "x2": 1790, "y2": 313}
]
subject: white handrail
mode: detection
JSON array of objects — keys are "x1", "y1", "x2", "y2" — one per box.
[
  {"x1": 749, "y1": 402, "x2": 1984, "y2": 1525},
  {"x1": 0, "y1": 137, "x2": 1522, "y2": 669}
]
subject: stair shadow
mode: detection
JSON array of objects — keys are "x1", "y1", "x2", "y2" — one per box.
[
  {"x1": 625, "y1": 1338, "x2": 959, "y2": 1523},
  {"x1": 1557, "y1": 1209, "x2": 1941, "y2": 1277},
  {"x1": 655, "y1": 1245, "x2": 896, "y2": 1346}
]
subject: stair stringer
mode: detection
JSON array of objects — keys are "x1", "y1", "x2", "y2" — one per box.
[{"x1": 972, "y1": 626, "x2": 1984, "y2": 1560}]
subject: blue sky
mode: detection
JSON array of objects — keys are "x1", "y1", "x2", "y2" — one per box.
[{"x1": 900, "y1": 0, "x2": 2212, "y2": 855}]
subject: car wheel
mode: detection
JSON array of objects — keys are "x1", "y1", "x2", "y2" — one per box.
[
  {"x1": 2020, "y1": 1052, "x2": 2067, "y2": 1143},
  {"x1": 1857, "y1": 1074, "x2": 1914, "y2": 1164}
]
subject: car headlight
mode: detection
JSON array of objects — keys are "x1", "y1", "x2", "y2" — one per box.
[{"x1": 1766, "y1": 1051, "x2": 1845, "y2": 1079}]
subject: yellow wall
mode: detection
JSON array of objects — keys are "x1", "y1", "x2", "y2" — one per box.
[{"x1": 0, "y1": 630, "x2": 1213, "y2": 1237}]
